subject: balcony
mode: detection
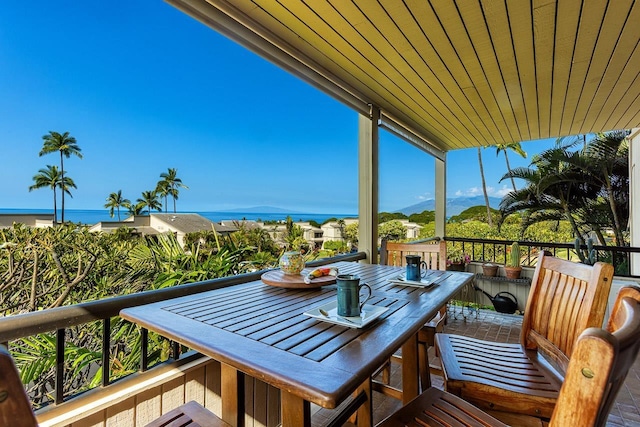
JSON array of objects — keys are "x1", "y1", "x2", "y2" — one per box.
[{"x1": 2, "y1": 242, "x2": 638, "y2": 426}]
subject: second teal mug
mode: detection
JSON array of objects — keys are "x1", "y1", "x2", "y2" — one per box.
[{"x1": 336, "y1": 274, "x2": 372, "y2": 317}]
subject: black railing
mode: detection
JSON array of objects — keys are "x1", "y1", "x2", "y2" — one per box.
[
  {"x1": 445, "y1": 237, "x2": 640, "y2": 277},
  {"x1": 0, "y1": 252, "x2": 367, "y2": 408}
]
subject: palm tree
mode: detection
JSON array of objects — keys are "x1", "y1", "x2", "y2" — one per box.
[
  {"x1": 477, "y1": 147, "x2": 493, "y2": 227},
  {"x1": 499, "y1": 145, "x2": 600, "y2": 241},
  {"x1": 155, "y1": 181, "x2": 170, "y2": 213},
  {"x1": 158, "y1": 168, "x2": 188, "y2": 213},
  {"x1": 495, "y1": 142, "x2": 527, "y2": 191},
  {"x1": 137, "y1": 191, "x2": 162, "y2": 214},
  {"x1": 104, "y1": 190, "x2": 131, "y2": 221},
  {"x1": 336, "y1": 219, "x2": 346, "y2": 242},
  {"x1": 551, "y1": 131, "x2": 630, "y2": 245},
  {"x1": 28, "y1": 165, "x2": 61, "y2": 224},
  {"x1": 39, "y1": 131, "x2": 82, "y2": 223},
  {"x1": 125, "y1": 201, "x2": 145, "y2": 216}
]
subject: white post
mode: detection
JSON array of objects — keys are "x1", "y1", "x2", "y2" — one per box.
[
  {"x1": 358, "y1": 106, "x2": 379, "y2": 264},
  {"x1": 435, "y1": 155, "x2": 447, "y2": 239}
]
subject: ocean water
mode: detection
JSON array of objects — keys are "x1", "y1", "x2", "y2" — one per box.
[{"x1": 0, "y1": 209, "x2": 356, "y2": 225}]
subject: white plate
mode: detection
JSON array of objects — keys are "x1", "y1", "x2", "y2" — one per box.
[
  {"x1": 304, "y1": 301, "x2": 389, "y2": 328},
  {"x1": 388, "y1": 275, "x2": 436, "y2": 288}
]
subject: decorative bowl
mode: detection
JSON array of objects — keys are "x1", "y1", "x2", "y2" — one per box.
[{"x1": 279, "y1": 251, "x2": 305, "y2": 275}]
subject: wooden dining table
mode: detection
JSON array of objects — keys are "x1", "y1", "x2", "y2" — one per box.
[{"x1": 120, "y1": 261, "x2": 473, "y2": 427}]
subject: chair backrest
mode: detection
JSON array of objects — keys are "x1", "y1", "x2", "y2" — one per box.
[
  {"x1": 521, "y1": 252, "x2": 614, "y2": 374},
  {"x1": 382, "y1": 241, "x2": 446, "y2": 271},
  {"x1": 0, "y1": 346, "x2": 38, "y2": 427},
  {"x1": 550, "y1": 285, "x2": 640, "y2": 427}
]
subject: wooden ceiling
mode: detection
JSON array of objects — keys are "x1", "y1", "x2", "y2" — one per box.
[{"x1": 167, "y1": 0, "x2": 640, "y2": 152}]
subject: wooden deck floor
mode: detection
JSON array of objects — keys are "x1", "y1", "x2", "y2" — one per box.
[{"x1": 316, "y1": 305, "x2": 640, "y2": 426}]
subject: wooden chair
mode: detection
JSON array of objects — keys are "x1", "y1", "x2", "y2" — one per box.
[
  {"x1": 0, "y1": 345, "x2": 229, "y2": 427},
  {"x1": 378, "y1": 240, "x2": 448, "y2": 391},
  {"x1": 145, "y1": 401, "x2": 230, "y2": 427},
  {"x1": 435, "y1": 252, "x2": 614, "y2": 424},
  {"x1": 0, "y1": 345, "x2": 38, "y2": 427},
  {"x1": 378, "y1": 284, "x2": 640, "y2": 427}
]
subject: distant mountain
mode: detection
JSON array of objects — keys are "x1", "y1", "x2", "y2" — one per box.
[
  {"x1": 397, "y1": 196, "x2": 502, "y2": 216},
  {"x1": 219, "y1": 206, "x2": 301, "y2": 214}
]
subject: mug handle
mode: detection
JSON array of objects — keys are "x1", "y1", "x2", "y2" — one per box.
[
  {"x1": 358, "y1": 283, "x2": 373, "y2": 311},
  {"x1": 420, "y1": 261, "x2": 429, "y2": 278}
]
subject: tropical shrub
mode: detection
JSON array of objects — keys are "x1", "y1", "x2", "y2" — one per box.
[
  {"x1": 379, "y1": 220, "x2": 408, "y2": 241},
  {"x1": 324, "y1": 240, "x2": 348, "y2": 253}
]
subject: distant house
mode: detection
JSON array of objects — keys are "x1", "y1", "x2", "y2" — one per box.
[
  {"x1": 296, "y1": 222, "x2": 324, "y2": 249},
  {"x1": 0, "y1": 213, "x2": 54, "y2": 229},
  {"x1": 321, "y1": 218, "x2": 358, "y2": 244},
  {"x1": 396, "y1": 219, "x2": 423, "y2": 239},
  {"x1": 88, "y1": 215, "x2": 158, "y2": 238},
  {"x1": 321, "y1": 218, "x2": 422, "y2": 244},
  {"x1": 90, "y1": 213, "x2": 237, "y2": 247},
  {"x1": 262, "y1": 221, "x2": 325, "y2": 250}
]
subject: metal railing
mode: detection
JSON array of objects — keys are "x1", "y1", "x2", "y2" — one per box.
[
  {"x1": 444, "y1": 237, "x2": 640, "y2": 277},
  {"x1": 0, "y1": 252, "x2": 366, "y2": 408}
]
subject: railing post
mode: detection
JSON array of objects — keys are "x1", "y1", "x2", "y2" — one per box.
[
  {"x1": 102, "y1": 318, "x2": 110, "y2": 387},
  {"x1": 141, "y1": 327, "x2": 149, "y2": 372},
  {"x1": 55, "y1": 328, "x2": 65, "y2": 404}
]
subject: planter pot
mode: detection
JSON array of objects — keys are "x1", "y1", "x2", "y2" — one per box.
[
  {"x1": 447, "y1": 263, "x2": 466, "y2": 272},
  {"x1": 504, "y1": 266, "x2": 522, "y2": 279},
  {"x1": 482, "y1": 264, "x2": 498, "y2": 277}
]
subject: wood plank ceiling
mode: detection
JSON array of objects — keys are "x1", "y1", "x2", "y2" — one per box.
[{"x1": 167, "y1": 0, "x2": 640, "y2": 152}]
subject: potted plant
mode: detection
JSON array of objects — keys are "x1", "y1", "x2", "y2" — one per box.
[
  {"x1": 482, "y1": 262, "x2": 498, "y2": 277},
  {"x1": 504, "y1": 242, "x2": 522, "y2": 279},
  {"x1": 447, "y1": 248, "x2": 470, "y2": 271}
]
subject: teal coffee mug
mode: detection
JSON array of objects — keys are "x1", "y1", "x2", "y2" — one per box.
[
  {"x1": 405, "y1": 255, "x2": 428, "y2": 281},
  {"x1": 336, "y1": 274, "x2": 372, "y2": 317}
]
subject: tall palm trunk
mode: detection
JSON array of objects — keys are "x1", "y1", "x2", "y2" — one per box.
[
  {"x1": 504, "y1": 151, "x2": 517, "y2": 191},
  {"x1": 478, "y1": 148, "x2": 493, "y2": 227},
  {"x1": 60, "y1": 152, "x2": 65, "y2": 223},
  {"x1": 52, "y1": 187, "x2": 58, "y2": 225}
]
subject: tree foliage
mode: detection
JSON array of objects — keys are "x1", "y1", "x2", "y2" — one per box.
[
  {"x1": 378, "y1": 220, "x2": 408, "y2": 241},
  {"x1": 379, "y1": 212, "x2": 407, "y2": 223},
  {"x1": 0, "y1": 223, "x2": 287, "y2": 406},
  {"x1": 499, "y1": 130, "x2": 630, "y2": 245},
  {"x1": 448, "y1": 206, "x2": 500, "y2": 224},
  {"x1": 409, "y1": 210, "x2": 435, "y2": 224}
]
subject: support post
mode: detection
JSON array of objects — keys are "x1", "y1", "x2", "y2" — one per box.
[
  {"x1": 435, "y1": 155, "x2": 447, "y2": 239},
  {"x1": 358, "y1": 106, "x2": 380, "y2": 264},
  {"x1": 630, "y1": 129, "x2": 640, "y2": 275}
]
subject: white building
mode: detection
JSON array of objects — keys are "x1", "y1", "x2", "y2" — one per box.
[
  {"x1": 0, "y1": 213, "x2": 55, "y2": 229},
  {"x1": 89, "y1": 213, "x2": 236, "y2": 247}
]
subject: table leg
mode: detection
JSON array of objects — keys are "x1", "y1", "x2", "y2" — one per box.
[
  {"x1": 281, "y1": 391, "x2": 311, "y2": 427},
  {"x1": 221, "y1": 362, "x2": 244, "y2": 427},
  {"x1": 355, "y1": 378, "x2": 372, "y2": 427},
  {"x1": 401, "y1": 332, "x2": 420, "y2": 404}
]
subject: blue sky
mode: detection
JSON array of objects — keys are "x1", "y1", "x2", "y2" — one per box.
[{"x1": 0, "y1": 1, "x2": 554, "y2": 215}]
